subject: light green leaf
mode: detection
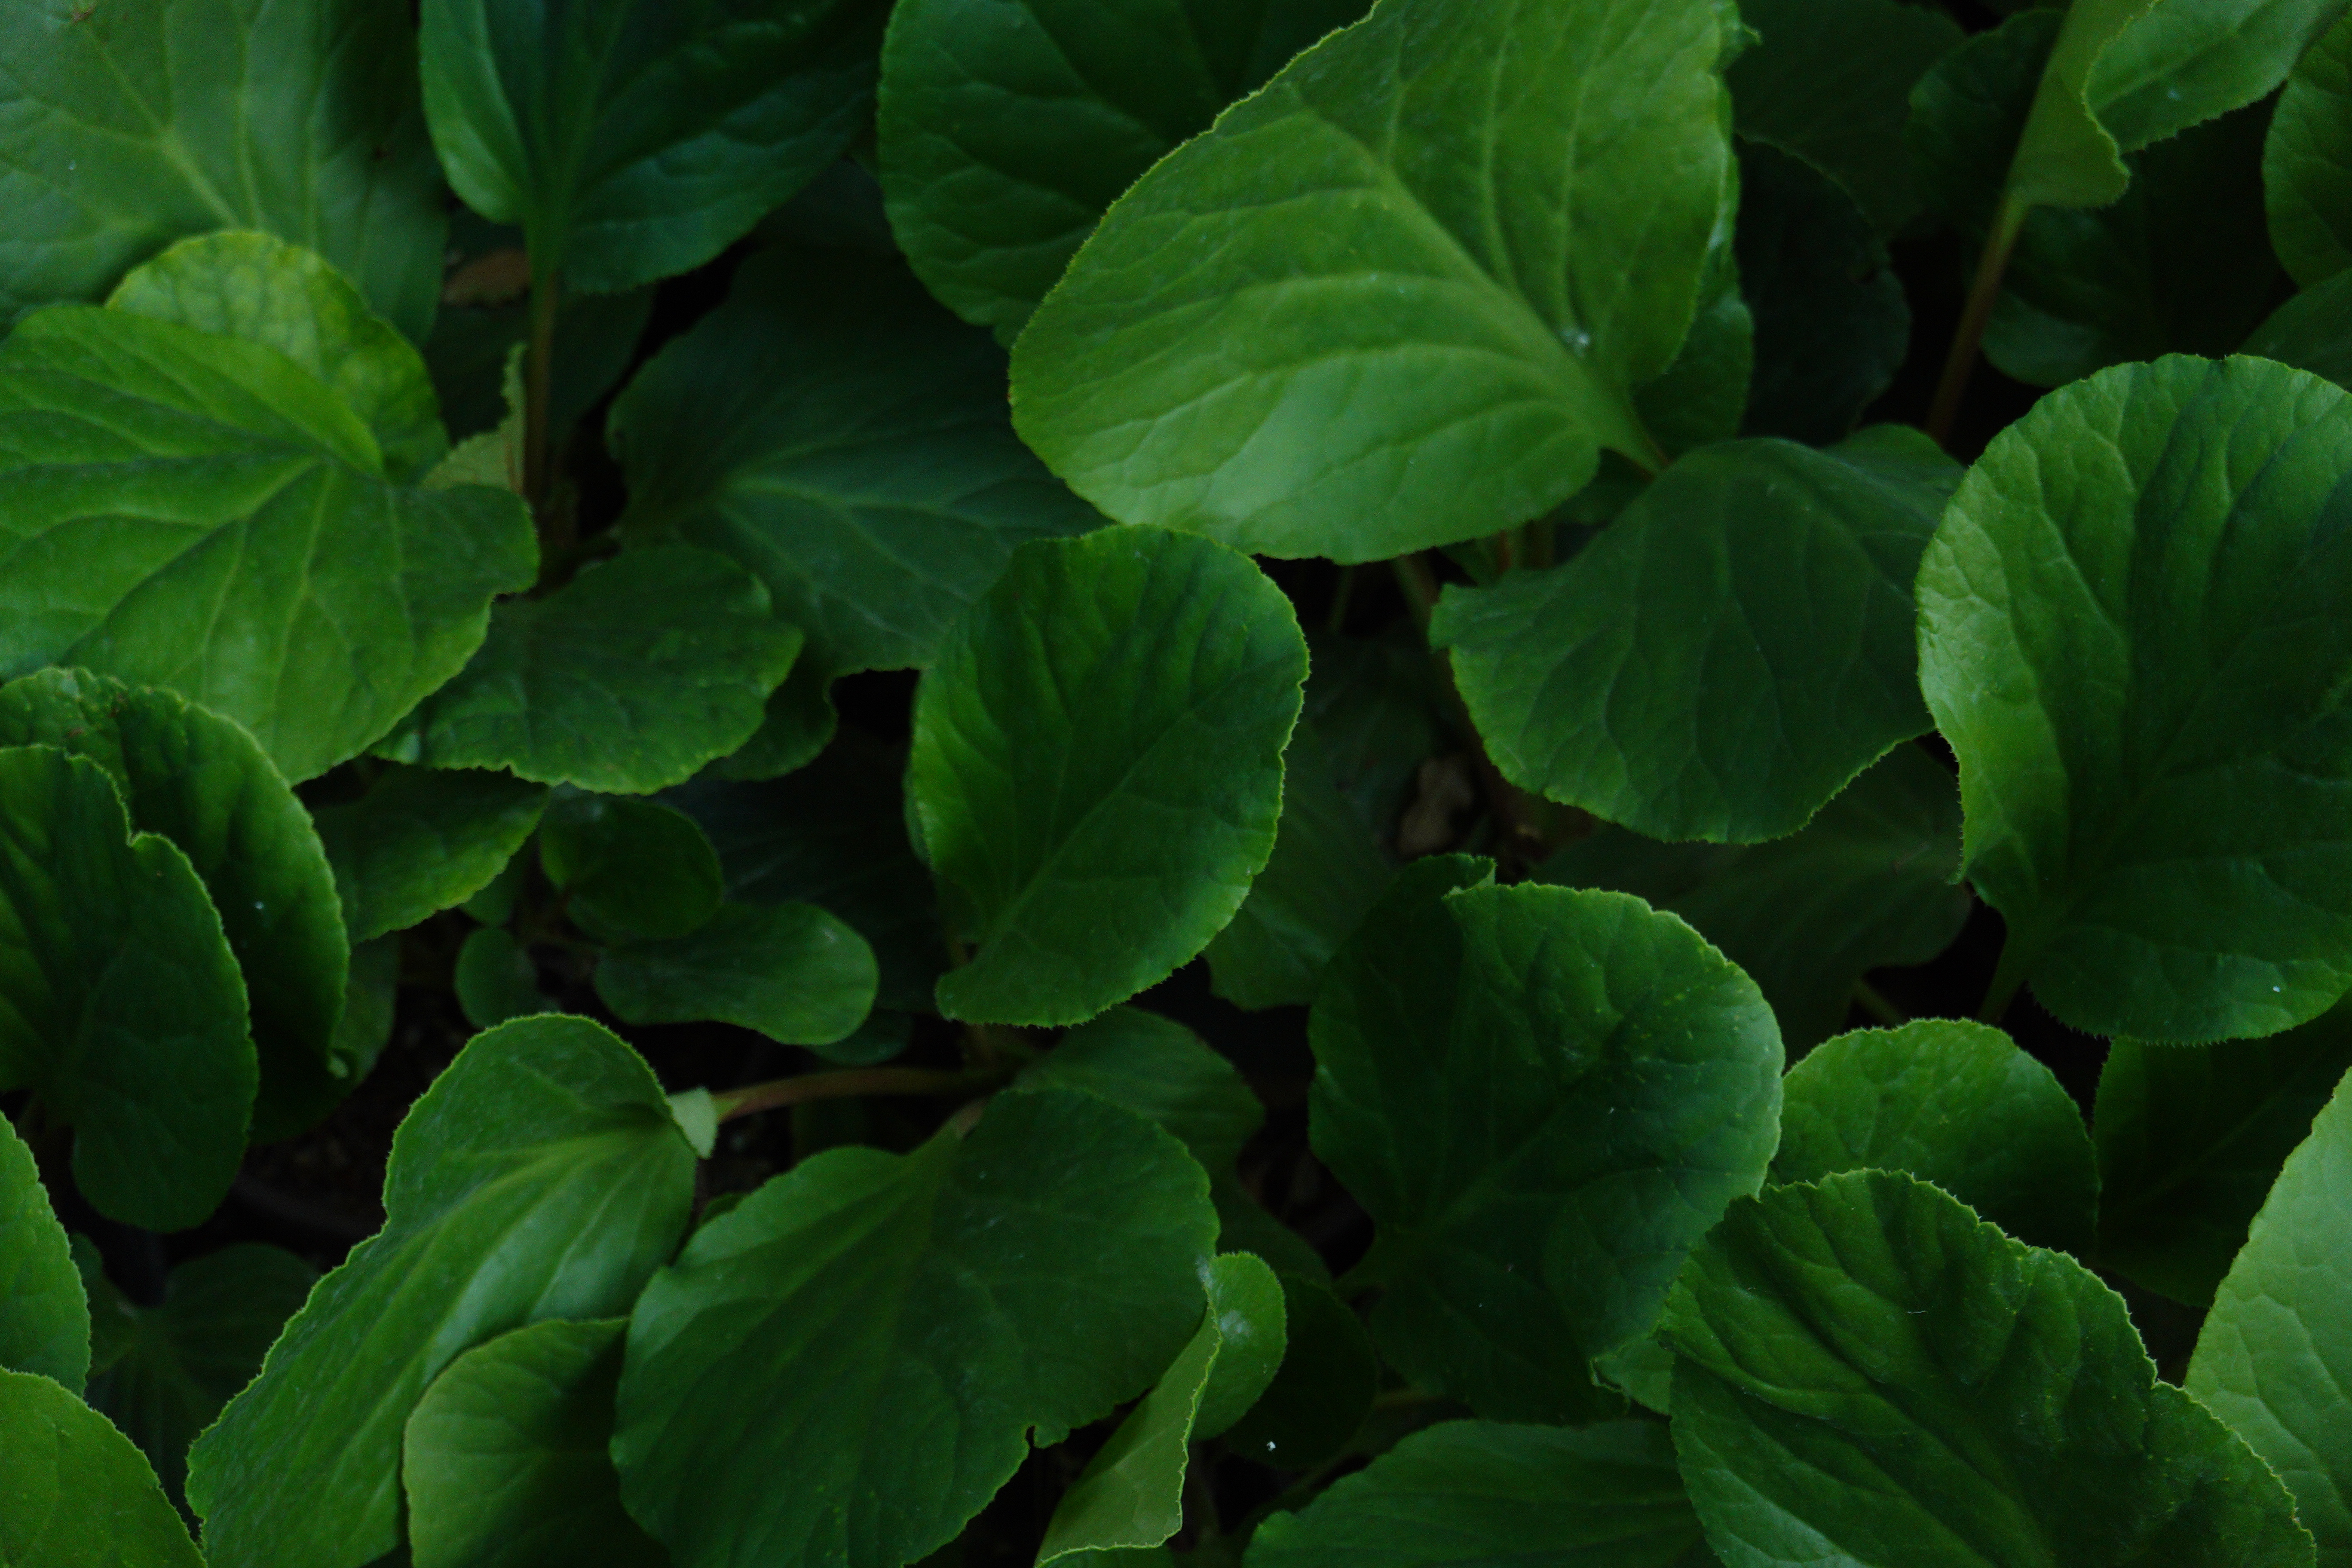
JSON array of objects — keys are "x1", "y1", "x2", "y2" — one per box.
[
  {"x1": 315, "y1": 766, "x2": 549, "y2": 943},
  {"x1": 0, "y1": 0, "x2": 445, "y2": 337},
  {"x1": 455, "y1": 929, "x2": 553, "y2": 1031},
  {"x1": 0, "y1": 305, "x2": 538, "y2": 783},
  {"x1": 539, "y1": 793, "x2": 723, "y2": 942},
  {"x1": 110, "y1": 231, "x2": 446, "y2": 481},
  {"x1": 1434, "y1": 430, "x2": 1957, "y2": 844},
  {"x1": 0, "y1": 1117, "x2": 84, "y2": 1390},
  {"x1": 2189, "y1": 1064, "x2": 2352, "y2": 1567},
  {"x1": 2269, "y1": 11, "x2": 2352, "y2": 286},
  {"x1": 0, "y1": 667, "x2": 348, "y2": 1139},
  {"x1": 381, "y1": 545, "x2": 802, "y2": 793},
  {"x1": 597, "y1": 902, "x2": 879, "y2": 1046},
  {"x1": 1011, "y1": 0, "x2": 1736, "y2": 561},
  {"x1": 1916, "y1": 354, "x2": 2352, "y2": 1041},
  {"x1": 912, "y1": 527, "x2": 1306, "y2": 1026},
  {"x1": 1204, "y1": 725, "x2": 1394, "y2": 1011},
  {"x1": 403, "y1": 1318, "x2": 663, "y2": 1568},
  {"x1": 1772, "y1": 1020, "x2": 2097, "y2": 1254},
  {"x1": 2096, "y1": 1002, "x2": 2352, "y2": 1304},
  {"x1": 419, "y1": 0, "x2": 883, "y2": 294},
  {"x1": 613, "y1": 1087, "x2": 1220, "y2": 1568},
  {"x1": 1727, "y1": 0, "x2": 1963, "y2": 232},
  {"x1": 186, "y1": 1015, "x2": 700, "y2": 1568},
  {"x1": 1311, "y1": 864, "x2": 1783, "y2": 1420},
  {"x1": 613, "y1": 249, "x2": 1104, "y2": 691},
  {"x1": 1665, "y1": 1171, "x2": 2314, "y2": 1568},
  {"x1": 878, "y1": 0, "x2": 1367, "y2": 337},
  {"x1": 0, "y1": 1368, "x2": 203, "y2": 1568},
  {"x1": 1194, "y1": 1253, "x2": 1286, "y2": 1439},
  {"x1": 1537, "y1": 746, "x2": 1970, "y2": 1051},
  {"x1": 78, "y1": 1240, "x2": 316, "y2": 1507},
  {"x1": 1223, "y1": 1273, "x2": 1376, "y2": 1470},
  {"x1": 0, "y1": 746, "x2": 252, "y2": 1231},
  {"x1": 1248, "y1": 1419, "x2": 1719, "y2": 1568}
]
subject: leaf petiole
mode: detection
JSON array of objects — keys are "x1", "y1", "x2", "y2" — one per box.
[
  {"x1": 710, "y1": 1065, "x2": 1013, "y2": 1124},
  {"x1": 1927, "y1": 192, "x2": 2032, "y2": 447}
]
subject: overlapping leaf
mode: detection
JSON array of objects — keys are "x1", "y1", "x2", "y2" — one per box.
[
  {"x1": 315, "y1": 765, "x2": 549, "y2": 943},
  {"x1": 597, "y1": 903, "x2": 879, "y2": 1046},
  {"x1": 0, "y1": 1118, "x2": 84, "y2": 1390},
  {"x1": 2269, "y1": 12, "x2": 2352, "y2": 286},
  {"x1": 0, "y1": 1369, "x2": 205, "y2": 1568},
  {"x1": 538, "y1": 793, "x2": 723, "y2": 942}
]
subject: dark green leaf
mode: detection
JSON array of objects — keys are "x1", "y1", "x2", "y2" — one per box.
[
  {"x1": 1311, "y1": 864, "x2": 1783, "y2": 1420},
  {"x1": 1248, "y1": 1420, "x2": 1719, "y2": 1568},
  {"x1": 1907, "y1": 9, "x2": 2064, "y2": 235},
  {"x1": 334, "y1": 937, "x2": 400, "y2": 1088},
  {"x1": 2188, "y1": 1064, "x2": 2352, "y2": 1567},
  {"x1": 1434, "y1": 429, "x2": 1956, "y2": 844},
  {"x1": 0, "y1": 1118, "x2": 84, "y2": 1390},
  {"x1": 426, "y1": 219, "x2": 652, "y2": 442},
  {"x1": 1302, "y1": 633, "x2": 1450, "y2": 847},
  {"x1": 1195, "y1": 1253, "x2": 1287, "y2": 1439},
  {"x1": 1666, "y1": 1171, "x2": 2315, "y2": 1567},
  {"x1": 454, "y1": 929, "x2": 552, "y2": 1030},
  {"x1": 1916, "y1": 354, "x2": 2352, "y2": 1041},
  {"x1": 0, "y1": 746, "x2": 253, "y2": 1231},
  {"x1": 0, "y1": 1369, "x2": 204, "y2": 1567},
  {"x1": 0, "y1": 668, "x2": 349, "y2": 1138},
  {"x1": 78, "y1": 1242, "x2": 317, "y2": 1507},
  {"x1": 419, "y1": 0, "x2": 884, "y2": 294},
  {"x1": 613, "y1": 1088, "x2": 1219, "y2": 1568},
  {"x1": 380, "y1": 545, "x2": 802, "y2": 794},
  {"x1": 703, "y1": 656, "x2": 840, "y2": 784},
  {"x1": 186, "y1": 1015, "x2": 701, "y2": 1568},
  {"x1": 539, "y1": 793, "x2": 723, "y2": 942},
  {"x1": 1223, "y1": 1273, "x2": 1377, "y2": 1470},
  {"x1": 1726, "y1": 0, "x2": 1963, "y2": 232},
  {"x1": 1011, "y1": 0, "x2": 1737, "y2": 560},
  {"x1": 912, "y1": 528, "x2": 1306, "y2": 1025},
  {"x1": 403, "y1": 1318, "x2": 664, "y2": 1568},
  {"x1": 596, "y1": 902, "x2": 879, "y2": 1047},
  {"x1": 0, "y1": 0, "x2": 444, "y2": 337},
  {"x1": 1772, "y1": 1020, "x2": 2097, "y2": 1254},
  {"x1": 611, "y1": 248, "x2": 1102, "y2": 686},
  {"x1": 2246, "y1": 266, "x2": 2352, "y2": 390},
  {"x1": 1635, "y1": 229, "x2": 1755, "y2": 460},
  {"x1": 1537, "y1": 746, "x2": 1969, "y2": 1051},
  {"x1": 315, "y1": 766, "x2": 550, "y2": 943},
  {"x1": 0, "y1": 303, "x2": 536, "y2": 784},
  {"x1": 877, "y1": 0, "x2": 1368, "y2": 337},
  {"x1": 2268, "y1": 12, "x2": 2352, "y2": 286},
  {"x1": 2096, "y1": 1002, "x2": 2352, "y2": 1304}
]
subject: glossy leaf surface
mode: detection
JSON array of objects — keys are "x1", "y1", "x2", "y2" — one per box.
[
  {"x1": 0, "y1": 1368, "x2": 204, "y2": 1568},
  {"x1": 0, "y1": 1118, "x2": 84, "y2": 1390},
  {"x1": 1223, "y1": 1273, "x2": 1377, "y2": 1469},
  {"x1": 597, "y1": 902, "x2": 879, "y2": 1046},
  {"x1": 1011, "y1": 0, "x2": 1736, "y2": 560},
  {"x1": 315, "y1": 766, "x2": 549, "y2": 943},
  {"x1": 912, "y1": 528, "x2": 1305, "y2": 1025}
]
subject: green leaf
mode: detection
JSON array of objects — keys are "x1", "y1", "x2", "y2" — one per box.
[
  {"x1": 1223, "y1": 1273, "x2": 1377, "y2": 1470},
  {"x1": 1725, "y1": 0, "x2": 1963, "y2": 232},
  {"x1": 0, "y1": 1117, "x2": 84, "y2": 1390},
  {"x1": 0, "y1": 668, "x2": 348, "y2": 1139},
  {"x1": 1039, "y1": 1254, "x2": 1286, "y2": 1565},
  {"x1": 1010, "y1": 0, "x2": 1736, "y2": 561},
  {"x1": 1772, "y1": 1020, "x2": 2097, "y2": 1255},
  {"x1": 1634, "y1": 225, "x2": 1755, "y2": 461},
  {"x1": 702, "y1": 658, "x2": 840, "y2": 784},
  {"x1": 403, "y1": 1318, "x2": 664, "y2": 1568},
  {"x1": 315, "y1": 766, "x2": 550, "y2": 943},
  {"x1": 2188, "y1": 1064, "x2": 2352, "y2": 1567},
  {"x1": 78, "y1": 1241, "x2": 317, "y2": 1507},
  {"x1": 454, "y1": 929, "x2": 553, "y2": 1031},
  {"x1": 1907, "y1": 11, "x2": 2065, "y2": 236},
  {"x1": 1433, "y1": 430, "x2": 1957, "y2": 844},
  {"x1": 1204, "y1": 725, "x2": 1395, "y2": 1011},
  {"x1": 877, "y1": 0, "x2": 1368, "y2": 337},
  {"x1": 1302, "y1": 632, "x2": 1451, "y2": 845},
  {"x1": 1665, "y1": 1171, "x2": 2315, "y2": 1568},
  {"x1": 380, "y1": 545, "x2": 802, "y2": 793},
  {"x1": 418, "y1": 0, "x2": 884, "y2": 294},
  {"x1": 2246, "y1": 267, "x2": 2352, "y2": 390},
  {"x1": 0, "y1": 1368, "x2": 204, "y2": 1568},
  {"x1": 110, "y1": 232, "x2": 446, "y2": 481},
  {"x1": 0, "y1": 305, "x2": 538, "y2": 784},
  {"x1": 1248, "y1": 1419, "x2": 1719, "y2": 1568},
  {"x1": 1311, "y1": 864, "x2": 1783, "y2": 1420},
  {"x1": 2096, "y1": 1003, "x2": 2352, "y2": 1304},
  {"x1": 1735, "y1": 145, "x2": 1910, "y2": 448},
  {"x1": 912, "y1": 528, "x2": 1307, "y2": 1026},
  {"x1": 613, "y1": 1087, "x2": 1220, "y2": 1568},
  {"x1": 1916, "y1": 354, "x2": 2352, "y2": 1041},
  {"x1": 0, "y1": 746, "x2": 253, "y2": 1231},
  {"x1": 0, "y1": 0, "x2": 445, "y2": 337},
  {"x1": 539, "y1": 793, "x2": 723, "y2": 942},
  {"x1": 186, "y1": 1014, "x2": 700, "y2": 1568},
  {"x1": 1536, "y1": 745, "x2": 1970, "y2": 1051},
  {"x1": 2269, "y1": 11, "x2": 2352, "y2": 287},
  {"x1": 596, "y1": 902, "x2": 879, "y2": 1046},
  {"x1": 613, "y1": 248, "x2": 1102, "y2": 688},
  {"x1": 427, "y1": 219, "x2": 652, "y2": 442},
  {"x1": 334, "y1": 936, "x2": 400, "y2": 1088}
]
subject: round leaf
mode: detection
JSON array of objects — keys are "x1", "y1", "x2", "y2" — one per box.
[
  {"x1": 1222, "y1": 1272, "x2": 1376, "y2": 1470},
  {"x1": 315, "y1": 765, "x2": 550, "y2": 943},
  {"x1": 0, "y1": 1368, "x2": 203, "y2": 1568},
  {"x1": 539, "y1": 793, "x2": 724, "y2": 942},
  {"x1": 595, "y1": 902, "x2": 880, "y2": 1047},
  {"x1": 2268, "y1": 11, "x2": 2352, "y2": 287}
]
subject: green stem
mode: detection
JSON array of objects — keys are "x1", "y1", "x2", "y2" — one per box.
[
  {"x1": 523, "y1": 268, "x2": 561, "y2": 510},
  {"x1": 1853, "y1": 980, "x2": 1906, "y2": 1028},
  {"x1": 1326, "y1": 564, "x2": 1359, "y2": 636},
  {"x1": 1391, "y1": 553, "x2": 1441, "y2": 630},
  {"x1": 1978, "y1": 929, "x2": 2032, "y2": 1026},
  {"x1": 712, "y1": 1066, "x2": 1008, "y2": 1124},
  {"x1": 1926, "y1": 193, "x2": 2032, "y2": 450}
]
